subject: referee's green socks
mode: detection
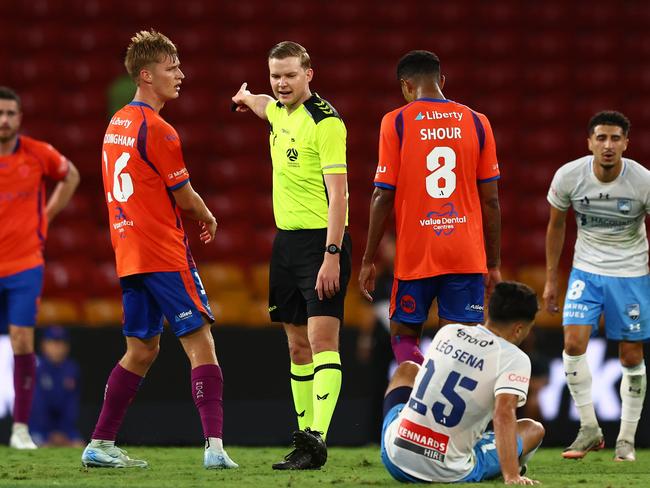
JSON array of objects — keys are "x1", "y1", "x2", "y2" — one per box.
[
  {"x1": 311, "y1": 350, "x2": 342, "y2": 439},
  {"x1": 290, "y1": 362, "x2": 314, "y2": 431}
]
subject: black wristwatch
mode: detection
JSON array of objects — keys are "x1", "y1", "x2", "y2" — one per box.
[{"x1": 325, "y1": 244, "x2": 341, "y2": 255}]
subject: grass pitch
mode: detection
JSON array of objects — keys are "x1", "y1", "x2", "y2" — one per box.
[{"x1": 0, "y1": 446, "x2": 648, "y2": 487}]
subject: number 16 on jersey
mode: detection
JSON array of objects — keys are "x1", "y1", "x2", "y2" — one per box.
[{"x1": 104, "y1": 151, "x2": 134, "y2": 203}]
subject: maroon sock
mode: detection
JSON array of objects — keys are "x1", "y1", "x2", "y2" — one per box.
[
  {"x1": 191, "y1": 364, "x2": 223, "y2": 439},
  {"x1": 391, "y1": 335, "x2": 424, "y2": 365},
  {"x1": 92, "y1": 363, "x2": 143, "y2": 441},
  {"x1": 13, "y1": 353, "x2": 36, "y2": 423}
]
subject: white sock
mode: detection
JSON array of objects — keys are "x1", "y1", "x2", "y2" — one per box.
[
  {"x1": 563, "y1": 351, "x2": 599, "y2": 427},
  {"x1": 12, "y1": 422, "x2": 28, "y2": 431},
  {"x1": 617, "y1": 361, "x2": 646, "y2": 444},
  {"x1": 206, "y1": 437, "x2": 223, "y2": 450}
]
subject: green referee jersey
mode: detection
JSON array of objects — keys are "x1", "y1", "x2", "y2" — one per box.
[{"x1": 265, "y1": 93, "x2": 348, "y2": 230}]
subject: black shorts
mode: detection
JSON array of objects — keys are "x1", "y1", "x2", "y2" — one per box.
[{"x1": 269, "y1": 228, "x2": 352, "y2": 325}]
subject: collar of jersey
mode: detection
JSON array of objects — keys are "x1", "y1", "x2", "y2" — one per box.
[
  {"x1": 589, "y1": 156, "x2": 627, "y2": 183},
  {"x1": 128, "y1": 101, "x2": 154, "y2": 110},
  {"x1": 415, "y1": 97, "x2": 449, "y2": 103},
  {"x1": 476, "y1": 324, "x2": 496, "y2": 336}
]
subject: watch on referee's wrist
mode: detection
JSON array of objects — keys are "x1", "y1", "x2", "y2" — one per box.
[{"x1": 325, "y1": 244, "x2": 341, "y2": 255}]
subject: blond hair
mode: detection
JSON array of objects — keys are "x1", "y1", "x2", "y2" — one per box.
[
  {"x1": 124, "y1": 29, "x2": 178, "y2": 82},
  {"x1": 268, "y1": 41, "x2": 311, "y2": 69}
]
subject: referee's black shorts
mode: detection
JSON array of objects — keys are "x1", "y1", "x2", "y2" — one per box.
[{"x1": 269, "y1": 228, "x2": 352, "y2": 325}]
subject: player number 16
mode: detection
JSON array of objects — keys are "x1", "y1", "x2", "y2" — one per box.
[{"x1": 104, "y1": 151, "x2": 134, "y2": 203}]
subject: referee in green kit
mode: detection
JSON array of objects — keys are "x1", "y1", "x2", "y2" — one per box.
[{"x1": 232, "y1": 41, "x2": 351, "y2": 471}]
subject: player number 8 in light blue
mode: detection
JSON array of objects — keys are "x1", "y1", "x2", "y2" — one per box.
[{"x1": 408, "y1": 358, "x2": 478, "y2": 428}]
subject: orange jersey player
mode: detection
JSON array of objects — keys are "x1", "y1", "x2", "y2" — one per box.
[
  {"x1": 102, "y1": 102, "x2": 193, "y2": 276},
  {"x1": 376, "y1": 99, "x2": 499, "y2": 280},
  {"x1": 360, "y1": 51, "x2": 502, "y2": 366},
  {"x1": 0, "y1": 86, "x2": 80, "y2": 449},
  {"x1": 82, "y1": 30, "x2": 237, "y2": 470}
]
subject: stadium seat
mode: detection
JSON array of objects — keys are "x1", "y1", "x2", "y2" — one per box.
[
  {"x1": 239, "y1": 299, "x2": 271, "y2": 327},
  {"x1": 37, "y1": 299, "x2": 81, "y2": 325},
  {"x1": 209, "y1": 291, "x2": 251, "y2": 325},
  {"x1": 249, "y1": 263, "x2": 269, "y2": 300},
  {"x1": 343, "y1": 293, "x2": 374, "y2": 329},
  {"x1": 199, "y1": 262, "x2": 246, "y2": 296},
  {"x1": 83, "y1": 299, "x2": 123, "y2": 326}
]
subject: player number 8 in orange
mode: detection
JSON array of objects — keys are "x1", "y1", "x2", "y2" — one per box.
[
  {"x1": 426, "y1": 146, "x2": 456, "y2": 198},
  {"x1": 104, "y1": 151, "x2": 134, "y2": 203}
]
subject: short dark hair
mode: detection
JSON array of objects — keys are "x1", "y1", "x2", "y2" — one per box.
[
  {"x1": 397, "y1": 50, "x2": 440, "y2": 81},
  {"x1": 488, "y1": 281, "x2": 538, "y2": 325},
  {"x1": 268, "y1": 41, "x2": 311, "y2": 69},
  {"x1": 0, "y1": 86, "x2": 21, "y2": 110},
  {"x1": 588, "y1": 110, "x2": 630, "y2": 136}
]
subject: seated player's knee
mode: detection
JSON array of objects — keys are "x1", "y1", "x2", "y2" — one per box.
[
  {"x1": 388, "y1": 361, "x2": 420, "y2": 390},
  {"x1": 519, "y1": 418, "x2": 545, "y2": 447},
  {"x1": 530, "y1": 419, "x2": 545, "y2": 445},
  {"x1": 396, "y1": 361, "x2": 420, "y2": 379}
]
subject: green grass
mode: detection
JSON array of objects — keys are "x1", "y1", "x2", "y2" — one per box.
[{"x1": 0, "y1": 446, "x2": 648, "y2": 487}]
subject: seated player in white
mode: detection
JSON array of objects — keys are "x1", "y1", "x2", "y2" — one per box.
[{"x1": 381, "y1": 282, "x2": 544, "y2": 485}]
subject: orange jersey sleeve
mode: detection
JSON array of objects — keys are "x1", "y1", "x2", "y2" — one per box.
[
  {"x1": 475, "y1": 112, "x2": 499, "y2": 182},
  {"x1": 375, "y1": 109, "x2": 403, "y2": 189},
  {"x1": 374, "y1": 99, "x2": 500, "y2": 280},
  {"x1": 145, "y1": 120, "x2": 190, "y2": 190},
  {"x1": 102, "y1": 103, "x2": 194, "y2": 277},
  {"x1": 0, "y1": 136, "x2": 69, "y2": 276}
]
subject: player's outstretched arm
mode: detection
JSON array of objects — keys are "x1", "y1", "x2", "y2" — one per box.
[
  {"x1": 231, "y1": 82, "x2": 274, "y2": 120},
  {"x1": 172, "y1": 182, "x2": 217, "y2": 244},
  {"x1": 494, "y1": 394, "x2": 539, "y2": 485},
  {"x1": 543, "y1": 206, "x2": 567, "y2": 313},
  {"x1": 478, "y1": 180, "x2": 502, "y2": 298},
  {"x1": 359, "y1": 187, "x2": 394, "y2": 301},
  {"x1": 46, "y1": 161, "x2": 80, "y2": 222}
]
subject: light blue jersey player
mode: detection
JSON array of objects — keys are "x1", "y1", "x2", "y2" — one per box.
[
  {"x1": 381, "y1": 282, "x2": 544, "y2": 485},
  {"x1": 544, "y1": 111, "x2": 650, "y2": 462}
]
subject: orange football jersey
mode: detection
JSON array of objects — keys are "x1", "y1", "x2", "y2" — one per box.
[
  {"x1": 374, "y1": 98, "x2": 499, "y2": 280},
  {"x1": 102, "y1": 102, "x2": 193, "y2": 277},
  {"x1": 0, "y1": 136, "x2": 69, "y2": 277}
]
